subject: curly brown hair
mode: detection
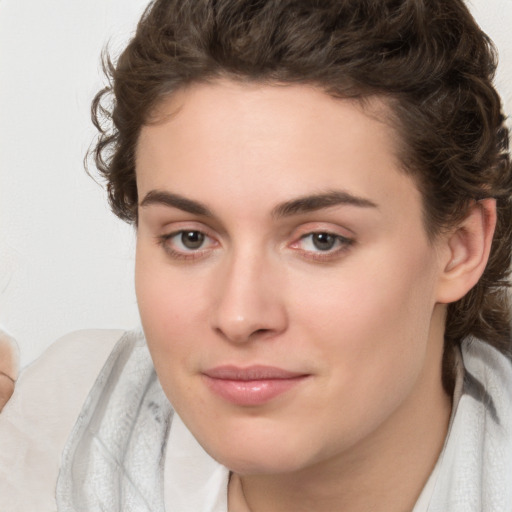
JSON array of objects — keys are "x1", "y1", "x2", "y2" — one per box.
[{"x1": 90, "y1": 0, "x2": 512, "y2": 383}]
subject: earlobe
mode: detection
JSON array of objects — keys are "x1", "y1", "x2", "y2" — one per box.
[{"x1": 436, "y1": 198, "x2": 497, "y2": 304}]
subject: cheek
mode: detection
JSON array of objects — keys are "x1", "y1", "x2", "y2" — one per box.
[
  {"x1": 294, "y1": 254, "x2": 434, "y2": 335},
  {"x1": 289, "y1": 243, "x2": 439, "y2": 391},
  {"x1": 135, "y1": 259, "x2": 210, "y2": 415},
  {"x1": 135, "y1": 246, "x2": 209, "y2": 362},
  {"x1": 285, "y1": 282, "x2": 434, "y2": 451}
]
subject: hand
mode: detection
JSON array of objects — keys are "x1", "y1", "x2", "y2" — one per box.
[{"x1": 0, "y1": 330, "x2": 19, "y2": 412}]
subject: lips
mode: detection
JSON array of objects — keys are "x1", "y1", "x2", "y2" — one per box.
[{"x1": 202, "y1": 365, "x2": 309, "y2": 406}]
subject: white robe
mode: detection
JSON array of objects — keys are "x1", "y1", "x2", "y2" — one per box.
[{"x1": 0, "y1": 329, "x2": 510, "y2": 511}]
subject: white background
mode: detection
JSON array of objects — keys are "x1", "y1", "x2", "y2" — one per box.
[{"x1": 1, "y1": 0, "x2": 511, "y2": 367}]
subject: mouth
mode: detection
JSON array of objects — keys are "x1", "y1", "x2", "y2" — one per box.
[{"x1": 202, "y1": 365, "x2": 310, "y2": 406}]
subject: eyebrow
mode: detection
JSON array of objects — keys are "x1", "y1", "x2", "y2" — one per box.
[
  {"x1": 140, "y1": 190, "x2": 213, "y2": 216},
  {"x1": 271, "y1": 190, "x2": 378, "y2": 218},
  {"x1": 139, "y1": 189, "x2": 378, "y2": 218}
]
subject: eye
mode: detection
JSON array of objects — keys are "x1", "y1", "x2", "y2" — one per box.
[
  {"x1": 158, "y1": 229, "x2": 218, "y2": 260},
  {"x1": 291, "y1": 231, "x2": 353, "y2": 261},
  {"x1": 177, "y1": 230, "x2": 206, "y2": 250},
  {"x1": 303, "y1": 232, "x2": 339, "y2": 251}
]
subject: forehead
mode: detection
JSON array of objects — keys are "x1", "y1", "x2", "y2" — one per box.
[
  {"x1": 136, "y1": 80, "x2": 423, "y2": 230},
  {"x1": 143, "y1": 80, "x2": 397, "y2": 157}
]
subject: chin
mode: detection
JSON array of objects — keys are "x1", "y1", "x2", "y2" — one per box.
[
  {"x1": 194, "y1": 422, "x2": 318, "y2": 476},
  {"x1": 217, "y1": 449, "x2": 310, "y2": 476}
]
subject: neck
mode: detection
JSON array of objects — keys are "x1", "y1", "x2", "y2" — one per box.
[{"x1": 229, "y1": 310, "x2": 452, "y2": 512}]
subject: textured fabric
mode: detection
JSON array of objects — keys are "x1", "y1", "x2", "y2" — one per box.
[
  {"x1": 424, "y1": 339, "x2": 512, "y2": 511},
  {"x1": 56, "y1": 330, "x2": 173, "y2": 512},
  {"x1": 0, "y1": 329, "x2": 124, "y2": 512}
]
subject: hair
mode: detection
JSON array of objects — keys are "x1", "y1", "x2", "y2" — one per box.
[{"x1": 90, "y1": 0, "x2": 512, "y2": 389}]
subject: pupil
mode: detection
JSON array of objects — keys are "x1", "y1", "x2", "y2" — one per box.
[
  {"x1": 181, "y1": 231, "x2": 205, "y2": 249},
  {"x1": 312, "y1": 233, "x2": 335, "y2": 251}
]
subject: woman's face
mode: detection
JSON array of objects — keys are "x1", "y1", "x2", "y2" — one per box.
[{"x1": 135, "y1": 81, "x2": 448, "y2": 475}]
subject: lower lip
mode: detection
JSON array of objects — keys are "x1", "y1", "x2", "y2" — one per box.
[{"x1": 203, "y1": 376, "x2": 308, "y2": 406}]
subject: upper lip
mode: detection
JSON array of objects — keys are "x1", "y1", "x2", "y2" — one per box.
[{"x1": 203, "y1": 365, "x2": 308, "y2": 381}]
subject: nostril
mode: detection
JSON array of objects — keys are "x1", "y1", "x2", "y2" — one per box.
[
  {"x1": 214, "y1": 325, "x2": 274, "y2": 344},
  {"x1": 252, "y1": 328, "x2": 270, "y2": 337},
  {"x1": 246, "y1": 328, "x2": 275, "y2": 342}
]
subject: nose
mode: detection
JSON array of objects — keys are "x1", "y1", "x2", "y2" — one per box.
[{"x1": 210, "y1": 250, "x2": 288, "y2": 344}]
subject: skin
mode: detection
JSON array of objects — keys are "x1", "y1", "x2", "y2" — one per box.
[
  {"x1": 135, "y1": 81, "x2": 487, "y2": 512},
  {"x1": 0, "y1": 331, "x2": 18, "y2": 412}
]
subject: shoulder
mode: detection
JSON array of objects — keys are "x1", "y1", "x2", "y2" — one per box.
[
  {"x1": 461, "y1": 337, "x2": 512, "y2": 393},
  {"x1": 427, "y1": 338, "x2": 512, "y2": 511},
  {"x1": 0, "y1": 329, "x2": 125, "y2": 512}
]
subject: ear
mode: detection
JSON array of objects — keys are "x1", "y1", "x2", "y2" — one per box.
[{"x1": 436, "y1": 198, "x2": 497, "y2": 304}]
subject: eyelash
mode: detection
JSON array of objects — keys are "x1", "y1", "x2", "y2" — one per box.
[{"x1": 157, "y1": 229, "x2": 354, "y2": 262}]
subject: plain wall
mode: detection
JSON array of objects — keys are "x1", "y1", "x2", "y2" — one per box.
[{"x1": 1, "y1": 0, "x2": 511, "y2": 368}]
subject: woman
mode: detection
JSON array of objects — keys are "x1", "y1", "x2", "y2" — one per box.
[{"x1": 1, "y1": 0, "x2": 511, "y2": 511}]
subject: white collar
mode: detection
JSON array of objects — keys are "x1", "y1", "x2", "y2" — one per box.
[{"x1": 164, "y1": 413, "x2": 230, "y2": 512}]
